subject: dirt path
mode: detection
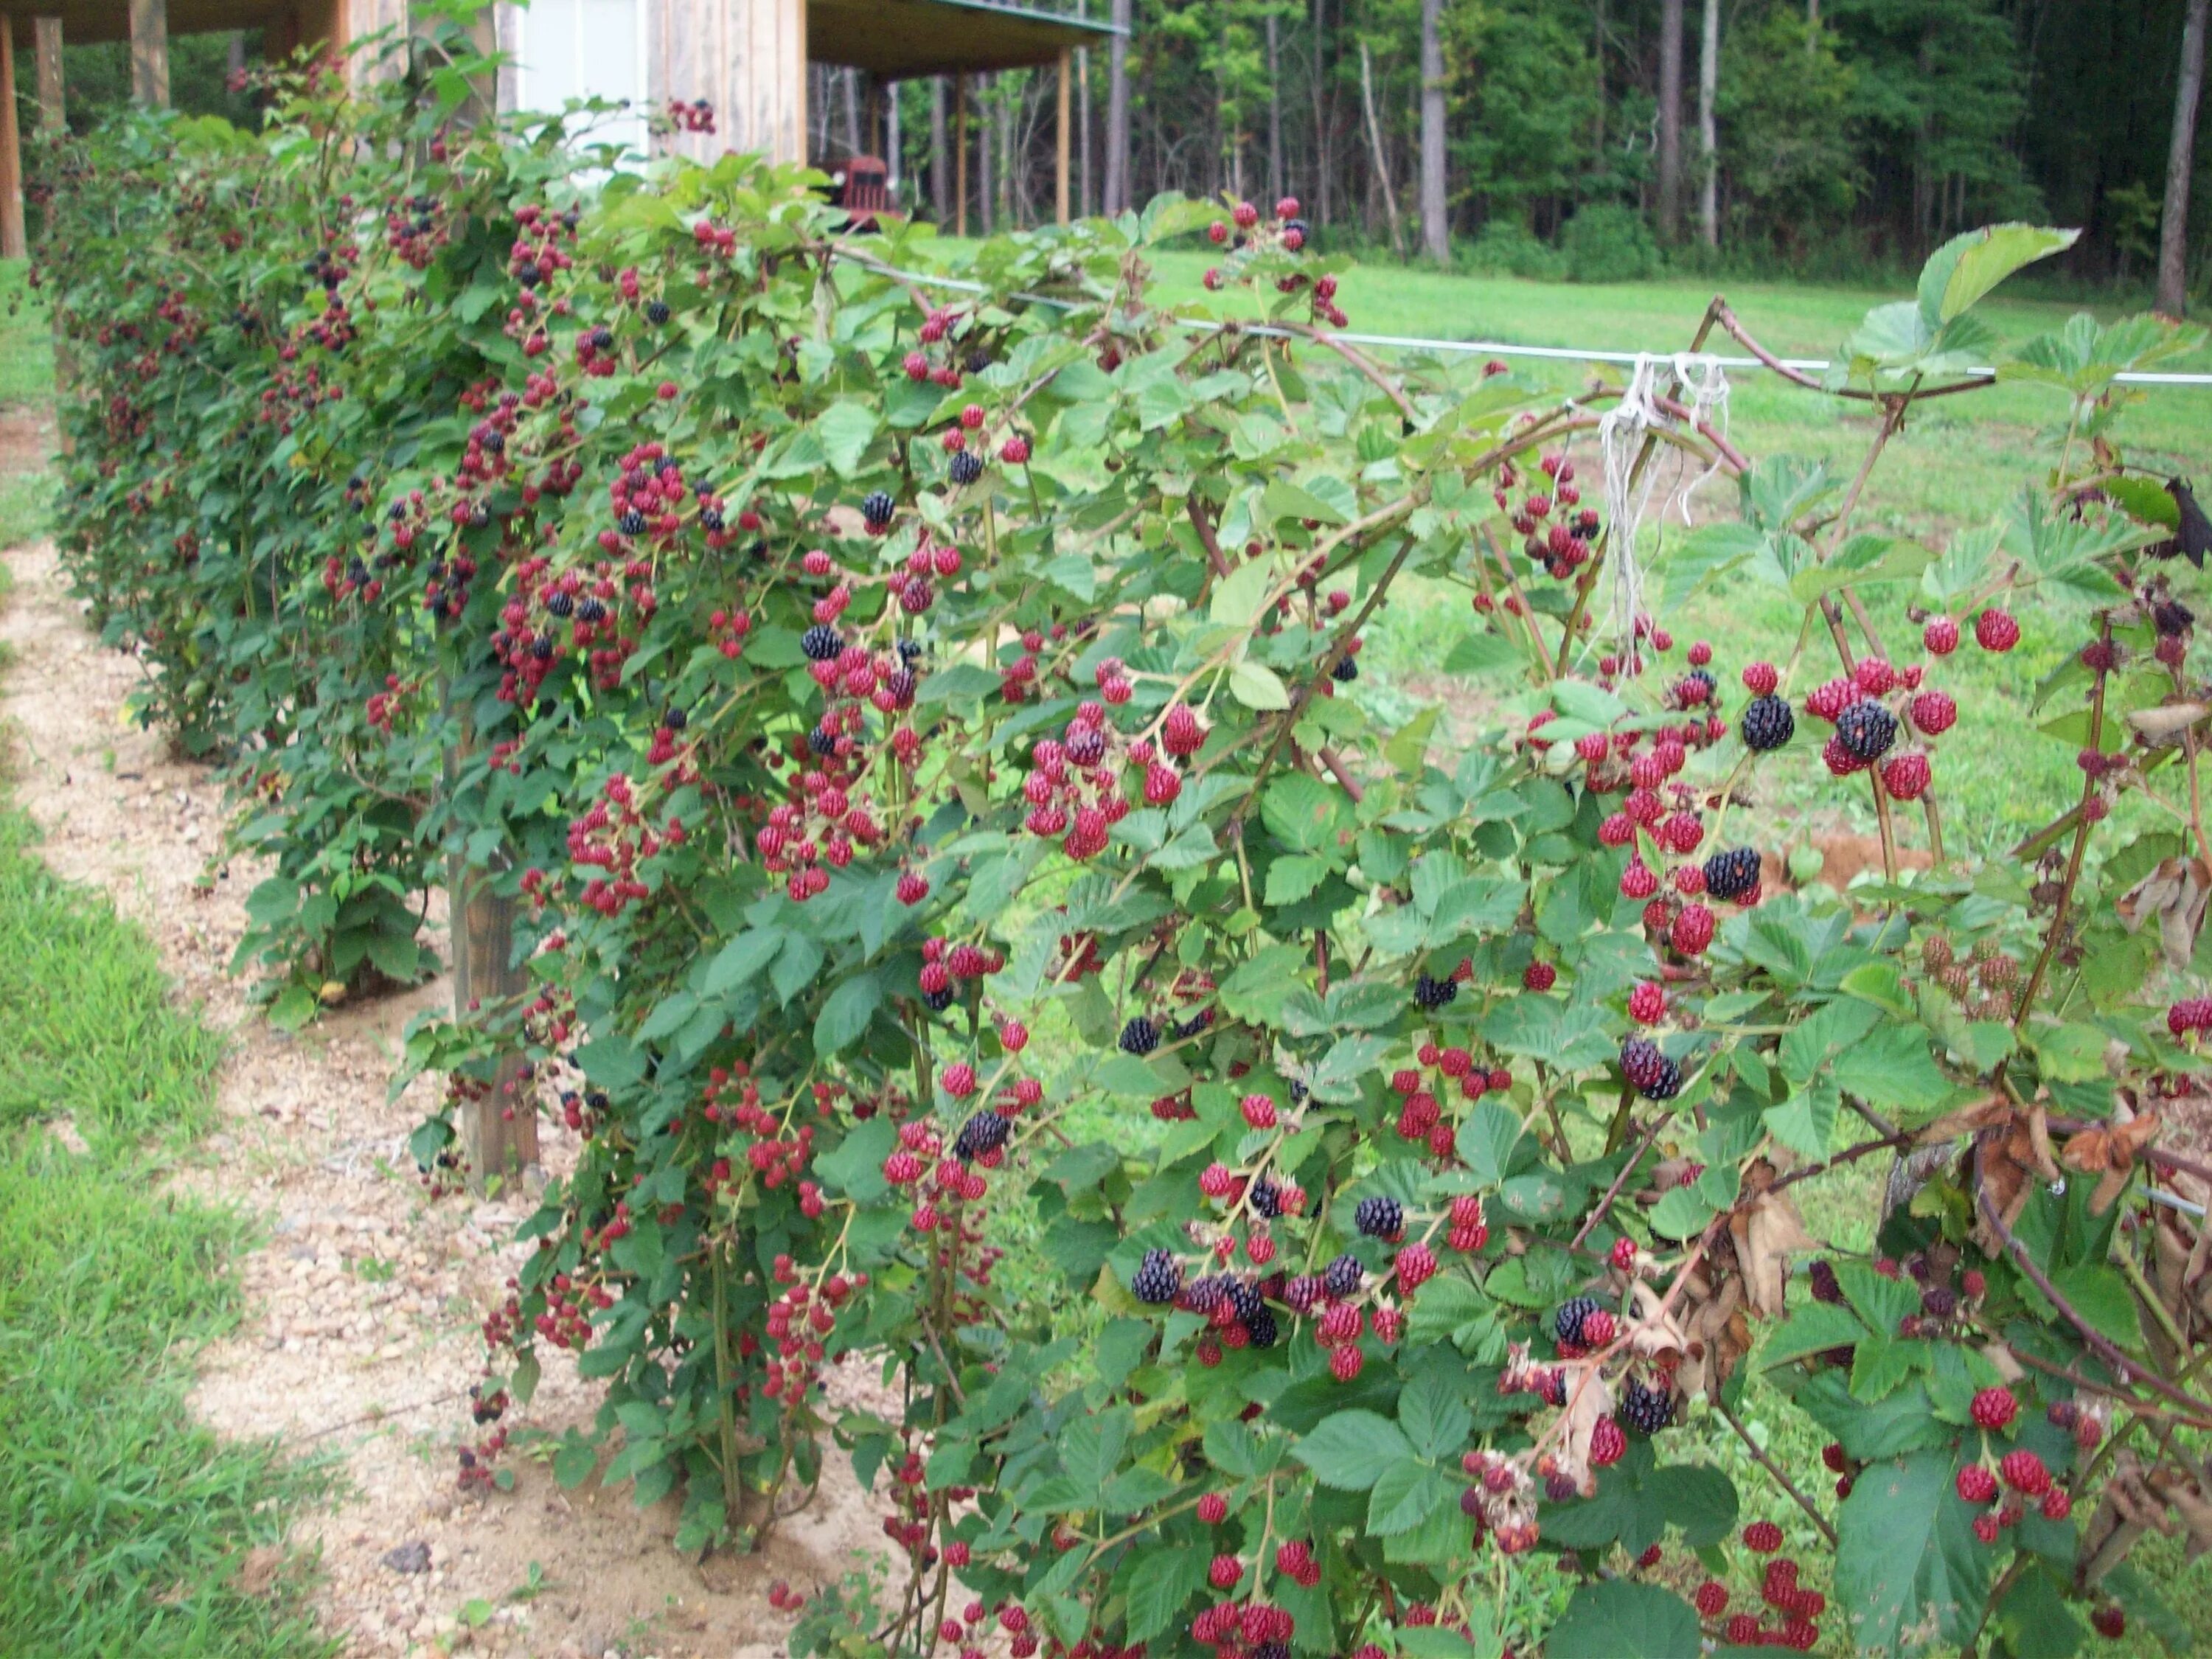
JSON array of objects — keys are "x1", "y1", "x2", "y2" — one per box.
[{"x1": 0, "y1": 540, "x2": 897, "y2": 1659}]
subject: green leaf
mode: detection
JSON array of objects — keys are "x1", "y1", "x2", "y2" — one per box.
[
  {"x1": 1218, "y1": 945, "x2": 1309, "y2": 1024},
  {"x1": 1264, "y1": 855, "x2": 1328, "y2": 905},
  {"x1": 1837, "y1": 1449, "x2": 1992, "y2": 1654},
  {"x1": 814, "y1": 1116, "x2": 895, "y2": 1205},
  {"x1": 1262, "y1": 774, "x2": 1347, "y2": 855},
  {"x1": 1919, "y1": 224, "x2": 2079, "y2": 328},
  {"x1": 1121, "y1": 1547, "x2": 1209, "y2": 1641},
  {"x1": 1764, "y1": 1081, "x2": 1838, "y2": 1161},
  {"x1": 1759, "y1": 1301, "x2": 1868, "y2": 1367},
  {"x1": 1658, "y1": 1465, "x2": 1739, "y2": 1547},
  {"x1": 1997, "y1": 1562, "x2": 2084, "y2": 1659},
  {"x1": 813, "y1": 973, "x2": 882, "y2": 1056},
  {"x1": 1399, "y1": 1371, "x2": 1472, "y2": 1461},
  {"x1": 2047, "y1": 1264, "x2": 2143, "y2": 1349},
  {"x1": 917, "y1": 663, "x2": 1004, "y2": 704},
  {"x1": 1455, "y1": 1101, "x2": 1524, "y2": 1189},
  {"x1": 1832, "y1": 1023, "x2": 1952, "y2": 1115},
  {"x1": 1229, "y1": 661, "x2": 1292, "y2": 710},
  {"x1": 1310, "y1": 1034, "x2": 1391, "y2": 1104},
  {"x1": 1649, "y1": 1185, "x2": 1714, "y2": 1240},
  {"x1": 1261, "y1": 476, "x2": 1349, "y2": 526},
  {"x1": 704, "y1": 928, "x2": 784, "y2": 995},
  {"x1": 1547, "y1": 1581, "x2": 1700, "y2": 1659},
  {"x1": 1367, "y1": 1458, "x2": 1453, "y2": 1534},
  {"x1": 814, "y1": 401, "x2": 880, "y2": 477},
  {"x1": 1209, "y1": 554, "x2": 1276, "y2": 627},
  {"x1": 1292, "y1": 1409, "x2": 1412, "y2": 1489}
]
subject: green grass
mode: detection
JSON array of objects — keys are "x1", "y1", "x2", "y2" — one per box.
[{"x1": 0, "y1": 324, "x2": 325, "y2": 1650}]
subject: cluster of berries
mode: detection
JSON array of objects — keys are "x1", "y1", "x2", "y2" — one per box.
[
  {"x1": 1694, "y1": 1526, "x2": 1825, "y2": 1649},
  {"x1": 383, "y1": 191, "x2": 448, "y2": 270},
  {"x1": 902, "y1": 308, "x2": 978, "y2": 393},
  {"x1": 564, "y1": 773, "x2": 685, "y2": 916},
  {"x1": 758, "y1": 1258, "x2": 860, "y2": 1400},
  {"x1": 1502, "y1": 453, "x2": 1603, "y2": 580},
  {"x1": 664, "y1": 97, "x2": 716, "y2": 133},
  {"x1": 916, "y1": 936, "x2": 1006, "y2": 1013},
  {"x1": 1017, "y1": 700, "x2": 1168, "y2": 858},
  {"x1": 1386, "y1": 1046, "x2": 1514, "y2": 1158}
]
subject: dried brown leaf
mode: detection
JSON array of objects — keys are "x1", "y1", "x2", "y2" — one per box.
[
  {"x1": 2117, "y1": 856, "x2": 2212, "y2": 968},
  {"x1": 1731, "y1": 1165, "x2": 1819, "y2": 1319}
]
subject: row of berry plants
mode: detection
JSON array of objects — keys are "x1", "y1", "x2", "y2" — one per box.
[{"x1": 31, "y1": 27, "x2": 2212, "y2": 1659}]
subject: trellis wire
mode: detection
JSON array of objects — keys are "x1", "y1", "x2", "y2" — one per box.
[{"x1": 842, "y1": 253, "x2": 2212, "y2": 386}]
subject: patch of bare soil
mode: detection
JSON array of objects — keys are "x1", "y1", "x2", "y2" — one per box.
[{"x1": 0, "y1": 540, "x2": 898, "y2": 1659}]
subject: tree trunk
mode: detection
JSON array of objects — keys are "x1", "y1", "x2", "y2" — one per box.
[
  {"x1": 1657, "y1": 0, "x2": 1684, "y2": 242},
  {"x1": 1419, "y1": 0, "x2": 1447, "y2": 261},
  {"x1": 2160, "y1": 0, "x2": 2209, "y2": 317},
  {"x1": 1105, "y1": 0, "x2": 1131, "y2": 212},
  {"x1": 842, "y1": 67, "x2": 861, "y2": 156},
  {"x1": 1266, "y1": 13, "x2": 1284, "y2": 206},
  {"x1": 1697, "y1": 0, "x2": 1719, "y2": 248},
  {"x1": 1593, "y1": 0, "x2": 1606, "y2": 159},
  {"x1": 932, "y1": 78, "x2": 950, "y2": 222},
  {"x1": 979, "y1": 78, "x2": 994, "y2": 234},
  {"x1": 1359, "y1": 39, "x2": 1405, "y2": 260},
  {"x1": 887, "y1": 83, "x2": 902, "y2": 189},
  {"x1": 1312, "y1": 0, "x2": 1332, "y2": 227}
]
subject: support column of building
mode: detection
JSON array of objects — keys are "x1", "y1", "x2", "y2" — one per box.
[
  {"x1": 0, "y1": 19, "x2": 23, "y2": 260},
  {"x1": 131, "y1": 0, "x2": 170, "y2": 107},
  {"x1": 34, "y1": 16, "x2": 62, "y2": 131}
]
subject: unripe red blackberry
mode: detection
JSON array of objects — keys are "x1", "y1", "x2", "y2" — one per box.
[
  {"x1": 1395, "y1": 1242, "x2": 1437, "y2": 1291},
  {"x1": 1581, "y1": 1307, "x2": 1617, "y2": 1346},
  {"x1": 1822, "y1": 734, "x2": 1867, "y2": 775},
  {"x1": 1972, "y1": 1512, "x2": 2000, "y2": 1544},
  {"x1": 1208, "y1": 1553, "x2": 1242, "y2": 1590},
  {"x1": 2041, "y1": 1487, "x2": 2072, "y2": 1520},
  {"x1": 1969, "y1": 1385, "x2": 2017, "y2": 1430},
  {"x1": 1610, "y1": 1236, "x2": 1639, "y2": 1271},
  {"x1": 1621, "y1": 862, "x2": 1659, "y2": 900},
  {"x1": 1881, "y1": 751, "x2": 1933, "y2": 799},
  {"x1": 1999, "y1": 1448, "x2": 2051, "y2": 1495},
  {"x1": 1924, "y1": 614, "x2": 1961, "y2": 655},
  {"x1": 1329, "y1": 1342, "x2": 1364, "y2": 1381},
  {"x1": 1197, "y1": 1491, "x2": 1228, "y2": 1523},
  {"x1": 1912, "y1": 689, "x2": 1958, "y2": 735},
  {"x1": 1725, "y1": 1613, "x2": 1760, "y2": 1645},
  {"x1": 1957, "y1": 1464, "x2": 1999, "y2": 1503},
  {"x1": 1523, "y1": 960, "x2": 1557, "y2": 991},
  {"x1": 2091, "y1": 1604, "x2": 2126, "y2": 1638},
  {"x1": 1000, "y1": 435, "x2": 1030, "y2": 464},
  {"x1": 1743, "y1": 1520, "x2": 1784, "y2": 1553},
  {"x1": 1975, "y1": 608, "x2": 2021, "y2": 652},
  {"x1": 1822, "y1": 1441, "x2": 1847, "y2": 1472},
  {"x1": 1629, "y1": 981, "x2": 1666, "y2": 1023},
  {"x1": 1670, "y1": 903, "x2": 1716, "y2": 956}
]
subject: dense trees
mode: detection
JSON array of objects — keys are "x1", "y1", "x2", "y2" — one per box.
[{"x1": 887, "y1": 0, "x2": 2212, "y2": 292}]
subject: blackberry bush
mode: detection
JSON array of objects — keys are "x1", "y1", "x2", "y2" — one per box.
[{"x1": 37, "y1": 69, "x2": 2212, "y2": 1659}]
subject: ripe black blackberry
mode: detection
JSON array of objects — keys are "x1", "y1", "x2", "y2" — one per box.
[
  {"x1": 1133, "y1": 1248, "x2": 1182, "y2": 1304},
  {"x1": 664, "y1": 705, "x2": 688, "y2": 731},
  {"x1": 700, "y1": 508, "x2": 723, "y2": 532},
  {"x1": 964, "y1": 347, "x2": 993, "y2": 373},
  {"x1": 1246, "y1": 1307, "x2": 1279, "y2": 1348},
  {"x1": 1413, "y1": 973, "x2": 1458, "y2": 1010},
  {"x1": 922, "y1": 986, "x2": 956, "y2": 1012},
  {"x1": 1554, "y1": 1295, "x2": 1601, "y2": 1346},
  {"x1": 883, "y1": 669, "x2": 917, "y2": 705},
  {"x1": 1119, "y1": 1015, "x2": 1161, "y2": 1055},
  {"x1": 800, "y1": 624, "x2": 844, "y2": 661},
  {"x1": 1331, "y1": 655, "x2": 1360, "y2": 683},
  {"x1": 861, "y1": 490, "x2": 895, "y2": 529},
  {"x1": 949, "y1": 451, "x2": 984, "y2": 486},
  {"x1": 546, "y1": 590, "x2": 574, "y2": 619},
  {"x1": 1251, "y1": 1177, "x2": 1285, "y2": 1219},
  {"x1": 645, "y1": 299, "x2": 671, "y2": 324},
  {"x1": 1181, "y1": 1275, "x2": 1225, "y2": 1312},
  {"x1": 1621, "y1": 1376, "x2": 1673, "y2": 1434},
  {"x1": 808, "y1": 725, "x2": 839, "y2": 757},
  {"x1": 2155, "y1": 598, "x2": 2196, "y2": 636},
  {"x1": 1355, "y1": 1195, "x2": 1404, "y2": 1239},
  {"x1": 1226, "y1": 1280, "x2": 1265, "y2": 1324},
  {"x1": 1740, "y1": 693, "x2": 1795, "y2": 753},
  {"x1": 617, "y1": 509, "x2": 648, "y2": 536},
  {"x1": 1620, "y1": 1037, "x2": 1682, "y2": 1102},
  {"x1": 1703, "y1": 846, "x2": 1760, "y2": 902},
  {"x1": 1323, "y1": 1253, "x2": 1364, "y2": 1298},
  {"x1": 1835, "y1": 699, "x2": 1899, "y2": 762},
  {"x1": 578, "y1": 597, "x2": 609, "y2": 624},
  {"x1": 953, "y1": 1109, "x2": 1009, "y2": 1161}
]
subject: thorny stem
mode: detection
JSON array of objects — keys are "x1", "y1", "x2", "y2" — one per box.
[
  {"x1": 1711, "y1": 1394, "x2": 1838, "y2": 1547},
  {"x1": 2015, "y1": 618, "x2": 2112, "y2": 1026}
]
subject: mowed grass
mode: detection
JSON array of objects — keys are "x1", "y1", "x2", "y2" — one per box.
[{"x1": 0, "y1": 261, "x2": 324, "y2": 1658}]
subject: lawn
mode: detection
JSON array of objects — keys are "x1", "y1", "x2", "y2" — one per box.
[{"x1": 0, "y1": 265, "x2": 324, "y2": 1658}]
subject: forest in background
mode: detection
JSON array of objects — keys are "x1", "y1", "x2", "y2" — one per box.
[
  {"x1": 810, "y1": 0, "x2": 2212, "y2": 304},
  {"x1": 30, "y1": 0, "x2": 2212, "y2": 303}
]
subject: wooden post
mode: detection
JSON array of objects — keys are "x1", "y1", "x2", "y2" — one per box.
[
  {"x1": 33, "y1": 17, "x2": 60, "y2": 132},
  {"x1": 1054, "y1": 49, "x2": 1070, "y2": 226},
  {"x1": 953, "y1": 72, "x2": 968, "y2": 238},
  {"x1": 129, "y1": 0, "x2": 167, "y2": 108},
  {"x1": 0, "y1": 21, "x2": 24, "y2": 260}
]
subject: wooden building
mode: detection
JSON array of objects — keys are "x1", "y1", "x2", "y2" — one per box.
[{"x1": 0, "y1": 0, "x2": 1117, "y2": 257}]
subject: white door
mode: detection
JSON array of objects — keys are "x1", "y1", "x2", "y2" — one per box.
[{"x1": 513, "y1": 0, "x2": 649, "y2": 160}]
